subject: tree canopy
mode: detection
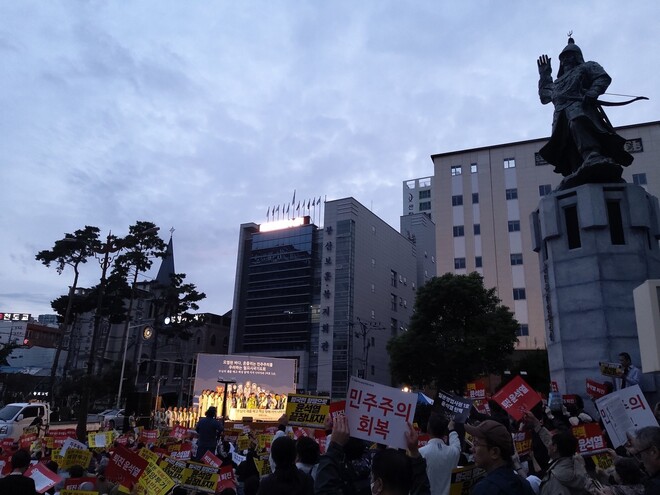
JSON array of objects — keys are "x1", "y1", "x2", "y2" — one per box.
[{"x1": 387, "y1": 272, "x2": 519, "y2": 394}]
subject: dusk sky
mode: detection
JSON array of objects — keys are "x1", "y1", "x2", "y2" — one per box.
[{"x1": 2, "y1": 1, "x2": 659, "y2": 318}]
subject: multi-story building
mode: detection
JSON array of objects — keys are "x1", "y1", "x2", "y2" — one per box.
[
  {"x1": 230, "y1": 197, "x2": 434, "y2": 398},
  {"x1": 427, "y1": 120, "x2": 660, "y2": 351}
]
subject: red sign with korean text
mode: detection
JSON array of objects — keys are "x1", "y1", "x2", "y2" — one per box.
[
  {"x1": 218, "y1": 465, "x2": 236, "y2": 491},
  {"x1": 571, "y1": 423, "x2": 607, "y2": 454},
  {"x1": 492, "y1": 376, "x2": 542, "y2": 421},
  {"x1": 24, "y1": 463, "x2": 63, "y2": 494},
  {"x1": 201, "y1": 450, "x2": 222, "y2": 468},
  {"x1": 466, "y1": 380, "x2": 486, "y2": 400},
  {"x1": 105, "y1": 444, "x2": 149, "y2": 488},
  {"x1": 329, "y1": 401, "x2": 346, "y2": 422},
  {"x1": 586, "y1": 379, "x2": 608, "y2": 399},
  {"x1": 171, "y1": 425, "x2": 188, "y2": 440}
]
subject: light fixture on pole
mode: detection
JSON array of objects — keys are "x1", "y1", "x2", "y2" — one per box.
[
  {"x1": 217, "y1": 376, "x2": 236, "y2": 420},
  {"x1": 116, "y1": 322, "x2": 154, "y2": 408}
]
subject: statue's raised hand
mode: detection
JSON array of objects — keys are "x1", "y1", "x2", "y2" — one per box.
[{"x1": 537, "y1": 54, "x2": 552, "y2": 75}]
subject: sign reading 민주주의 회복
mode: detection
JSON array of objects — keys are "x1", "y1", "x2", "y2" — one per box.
[
  {"x1": 345, "y1": 377, "x2": 417, "y2": 450},
  {"x1": 596, "y1": 385, "x2": 659, "y2": 448}
]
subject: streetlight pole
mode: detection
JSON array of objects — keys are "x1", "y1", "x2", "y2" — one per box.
[
  {"x1": 116, "y1": 322, "x2": 153, "y2": 408},
  {"x1": 217, "y1": 377, "x2": 236, "y2": 420}
]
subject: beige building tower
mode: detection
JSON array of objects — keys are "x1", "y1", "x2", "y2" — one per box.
[{"x1": 421, "y1": 120, "x2": 660, "y2": 352}]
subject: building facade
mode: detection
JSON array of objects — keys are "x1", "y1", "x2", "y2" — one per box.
[
  {"x1": 230, "y1": 198, "x2": 433, "y2": 398},
  {"x1": 427, "y1": 120, "x2": 660, "y2": 352}
]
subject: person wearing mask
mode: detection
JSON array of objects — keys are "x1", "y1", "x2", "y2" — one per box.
[{"x1": 464, "y1": 420, "x2": 535, "y2": 495}]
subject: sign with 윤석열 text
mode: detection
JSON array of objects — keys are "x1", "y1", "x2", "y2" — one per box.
[
  {"x1": 345, "y1": 377, "x2": 416, "y2": 450},
  {"x1": 596, "y1": 385, "x2": 659, "y2": 448},
  {"x1": 286, "y1": 394, "x2": 330, "y2": 428},
  {"x1": 571, "y1": 423, "x2": 607, "y2": 454},
  {"x1": 466, "y1": 381, "x2": 486, "y2": 400},
  {"x1": 105, "y1": 445, "x2": 149, "y2": 488},
  {"x1": 492, "y1": 376, "x2": 542, "y2": 421}
]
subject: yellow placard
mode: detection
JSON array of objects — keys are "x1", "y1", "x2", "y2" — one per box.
[
  {"x1": 60, "y1": 491, "x2": 98, "y2": 495},
  {"x1": 159, "y1": 457, "x2": 186, "y2": 483},
  {"x1": 450, "y1": 465, "x2": 485, "y2": 495},
  {"x1": 181, "y1": 462, "x2": 219, "y2": 493},
  {"x1": 257, "y1": 434, "x2": 270, "y2": 450},
  {"x1": 138, "y1": 460, "x2": 176, "y2": 495},
  {"x1": 139, "y1": 447, "x2": 160, "y2": 465},
  {"x1": 285, "y1": 394, "x2": 330, "y2": 428},
  {"x1": 87, "y1": 431, "x2": 114, "y2": 448},
  {"x1": 61, "y1": 448, "x2": 93, "y2": 470}
]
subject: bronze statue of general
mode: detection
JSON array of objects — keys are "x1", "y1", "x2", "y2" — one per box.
[{"x1": 537, "y1": 36, "x2": 636, "y2": 189}]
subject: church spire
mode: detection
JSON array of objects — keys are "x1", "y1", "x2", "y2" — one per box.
[{"x1": 155, "y1": 229, "x2": 175, "y2": 287}]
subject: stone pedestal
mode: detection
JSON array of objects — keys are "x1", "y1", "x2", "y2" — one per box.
[{"x1": 531, "y1": 183, "x2": 660, "y2": 403}]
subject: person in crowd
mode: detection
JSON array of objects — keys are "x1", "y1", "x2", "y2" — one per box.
[
  {"x1": 593, "y1": 456, "x2": 646, "y2": 495},
  {"x1": 194, "y1": 406, "x2": 224, "y2": 461},
  {"x1": 539, "y1": 430, "x2": 593, "y2": 495},
  {"x1": 315, "y1": 415, "x2": 430, "y2": 495},
  {"x1": 257, "y1": 436, "x2": 314, "y2": 495},
  {"x1": 418, "y1": 413, "x2": 461, "y2": 495},
  {"x1": 0, "y1": 449, "x2": 38, "y2": 494},
  {"x1": 464, "y1": 420, "x2": 534, "y2": 495},
  {"x1": 617, "y1": 352, "x2": 642, "y2": 390},
  {"x1": 630, "y1": 426, "x2": 660, "y2": 495},
  {"x1": 296, "y1": 435, "x2": 321, "y2": 480}
]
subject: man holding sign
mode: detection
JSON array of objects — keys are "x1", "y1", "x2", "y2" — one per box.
[{"x1": 418, "y1": 413, "x2": 460, "y2": 495}]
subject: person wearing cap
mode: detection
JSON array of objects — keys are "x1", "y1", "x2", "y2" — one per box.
[{"x1": 465, "y1": 420, "x2": 535, "y2": 495}]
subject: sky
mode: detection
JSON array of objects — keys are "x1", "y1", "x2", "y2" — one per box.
[{"x1": 2, "y1": 1, "x2": 659, "y2": 319}]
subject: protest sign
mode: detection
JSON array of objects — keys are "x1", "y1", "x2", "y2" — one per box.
[
  {"x1": 61, "y1": 448, "x2": 93, "y2": 470},
  {"x1": 586, "y1": 379, "x2": 608, "y2": 399},
  {"x1": 170, "y1": 425, "x2": 188, "y2": 440},
  {"x1": 218, "y1": 465, "x2": 236, "y2": 491},
  {"x1": 168, "y1": 442, "x2": 192, "y2": 460},
  {"x1": 201, "y1": 450, "x2": 223, "y2": 468},
  {"x1": 512, "y1": 430, "x2": 532, "y2": 456},
  {"x1": 595, "y1": 385, "x2": 658, "y2": 447},
  {"x1": 599, "y1": 361, "x2": 624, "y2": 378},
  {"x1": 450, "y1": 465, "x2": 485, "y2": 495},
  {"x1": 562, "y1": 394, "x2": 578, "y2": 406},
  {"x1": 231, "y1": 451, "x2": 247, "y2": 465},
  {"x1": 139, "y1": 429, "x2": 159, "y2": 444},
  {"x1": 492, "y1": 376, "x2": 542, "y2": 421},
  {"x1": 60, "y1": 490, "x2": 97, "y2": 495},
  {"x1": 236, "y1": 434, "x2": 251, "y2": 451},
  {"x1": 138, "y1": 460, "x2": 175, "y2": 495},
  {"x1": 329, "y1": 400, "x2": 346, "y2": 421},
  {"x1": 88, "y1": 431, "x2": 113, "y2": 448},
  {"x1": 571, "y1": 423, "x2": 607, "y2": 454},
  {"x1": 437, "y1": 390, "x2": 472, "y2": 423},
  {"x1": 19, "y1": 431, "x2": 37, "y2": 450},
  {"x1": 345, "y1": 376, "x2": 416, "y2": 450},
  {"x1": 286, "y1": 394, "x2": 330, "y2": 428},
  {"x1": 591, "y1": 452, "x2": 615, "y2": 470},
  {"x1": 159, "y1": 456, "x2": 186, "y2": 483},
  {"x1": 24, "y1": 463, "x2": 62, "y2": 493},
  {"x1": 106, "y1": 445, "x2": 149, "y2": 488},
  {"x1": 138, "y1": 447, "x2": 160, "y2": 465},
  {"x1": 60, "y1": 437, "x2": 88, "y2": 457},
  {"x1": 466, "y1": 380, "x2": 486, "y2": 400},
  {"x1": 181, "y1": 461, "x2": 220, "y2": 493}
]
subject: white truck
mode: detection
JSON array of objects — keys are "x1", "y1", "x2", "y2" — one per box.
[{"x1": 0, "y1": 402, "x2": 50, "y2": 441}]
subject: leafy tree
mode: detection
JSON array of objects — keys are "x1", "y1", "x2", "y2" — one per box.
[
  {"x1": 387, "y1": 272, "x2": 519, "y2": 395},
  {"x1": 36, "y1": 226, "x2": 101, "y2": 404},
  {"x1": 0, "y1": 343, "x2": 19, "y2": 366}
]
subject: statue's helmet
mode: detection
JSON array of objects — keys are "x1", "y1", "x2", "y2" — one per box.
[{"x1": 557, "y1": 36, "x2": 585, "y2": 77}]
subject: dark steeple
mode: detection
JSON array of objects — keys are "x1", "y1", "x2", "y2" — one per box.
[{"x1": 155, "y1": 234, "x2": 175, "y2": 287}]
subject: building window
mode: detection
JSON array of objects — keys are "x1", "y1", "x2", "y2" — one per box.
[
  {"x1": 391, "y1": 270, "x2": 397, "y2": 287},
  {"x1": 371, "y1": 258, "x2": 376, "y2": 268},
  {"x1": 539, "y1": 184, "x2": 552, "y2": 196},
  {"x1": 419, "y1": 190, "x2": 431, "y2": 199},
  {"x1": 474, "y1": 224, "x2": 481, "y2": 235},
  {"x1": 452, "y1": 195, "x2": 463, "y2": 206},
  {"x1": 564, "y1": 205, "x2": 581, "y2": 249},
  {"x1": 504, "y1": 158, "x2": 516, "y2": 169},
  {"x1": 371, "y1": 310, "x2": 376, "y2": 320},
  {"x1": 471, "y1": 163, "x2": 478, "y2": 173},
  {"x1": 633, "y1": 173, "x2": 648, "y2": 185},
  {"x1": 510, "y1": 253, "x2": 523, "y2": 265},
  {"x1": 475, "y1": 256, "x2": 482, "y2": 268},
  {"x1": 518, "y1": 324, "x2": 529, "y2": 336},
  {"x1": 506, "y1": 188, "x2": 518, "y2": 200},
  {"x1": 607, "y1": 201, "x2": 625, "y2": 245},
  {"x1": 508, "y1": 220, "x2": 521, "y2": 232},
  {"x1": 391, "y1": 293, "x2": 397, "y2": 311},
  {"x1": 160, "y1": 361, "x2": 170, "y2": 376},
  {"x1": 513, "y1": 288, "x2": 526, "y2": 300},
  {"x1": 453, "y1": 225, "x2": 465, "y2": 237},
  {"x1": 371, "y1": 283, "x2": 375, "y2": 293},
  {"x1": 472, "y1": 193, "x2": 479, "y2": 204},
  {"x1": 419, "y1": 201, "x2": 431, "y2": 211},
  {"x1": 454, "y1": 257, "x2": 466, "y2": 269},
  {"x1": 391, "y1": 318, "x2": 398, "y2": 337},
  {"x1": 451, "y1": 165, "x2": 462, "y2": 176}
]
